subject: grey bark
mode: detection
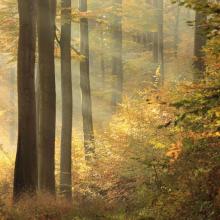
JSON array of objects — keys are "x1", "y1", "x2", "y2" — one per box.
[
  {"x1": 153, "y1": 0, "x2": 159, "y2": 63},
  {"x1": 37, "y1": 0, "x2": 56, "y2": 194},
  {"x1": 174, "y1": 2, "x2": 180, "y2": 57},
  {"x1": 158, "y1": 0, "x2": 164, "y2": 85},
  {"x1": 79, "y1": 0, "x2": 95, "y2": 160},
  {"x1": 100, "y1": 27, "x2": 105, "y2": 87},
  {"x1": 60, "y1": 0, "x2": 73, "y2": 200},
  {"x1": 14, "y1": 0, "x2": 38, "y2": 200},
  {"x1": 194, "y1": 9, "x2": 207, "y2": 78},
  {"x1": 145, "y1": 32, "x2": 153, "y2": 51},
  {"x1": 112, "y1": 0, "x2": 123, "y2": 108}
]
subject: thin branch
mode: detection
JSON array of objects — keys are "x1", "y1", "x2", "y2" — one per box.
[
  {"x1": 55, "y1": 25, "x2": 81, "y2": 56},
  {"x1": 71, "y1": 45, "x2": 81, "y2": 56}
]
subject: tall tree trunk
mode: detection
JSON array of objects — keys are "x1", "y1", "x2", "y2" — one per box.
[
  {"x1": 174, "y1": 2, "x2": 180, "y2": 57},
  {"x1": 100, "y1": 27, "x2": 105, "y2": 87},
  {"x1": 79, "y1": 0, "x2": 95, "y2": 160},
  {"x1": 145, "y1": 32, "x2": 153, "y2": 51},
  {"x1": 158, "y1": 0, "x2": 164, "y2": 85},
  {"x1": 35, "y1": 63, "x2": 40, "y2": 188},
  {"x1": 112, "y1": 0, "x2": 123, "y2": 108},
  {"x1": 37, "y1": 0, "x2": 56, "y2": 194},
  {"x1": 153, "y1": 0, "x2": 159, "y2": 63},
  {"x1": 153, "y1": 32, "x2": 159, "y2": 62},
  {"x1": 60, "y1": 0, "x2": 72, "y2": 200},
  {"x1": 194, "y1": 8, "x2": 207, "y2": 78},
  {"x1": 14, "y1": 0, "x2": 37, "y2": 200}
]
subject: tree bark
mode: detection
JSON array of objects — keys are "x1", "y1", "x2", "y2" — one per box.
[
  {"x1": 37, "y1": 0, "x2": 56, "y2": 194},
  {"x1": 100, "y1": 27, "x2": 105, "y2": 88},
  {"x1": 145, "y1": 32, "x2": 153, "y2": 51},
  {"x1": 79, "y1": 0, "x2": 95, "y2": 160},
  {"x1": 112, "y1": 0, "x2": 123, "y2": 108},
  {"x1": 14, "y1": 0, "x2": 38, "y2": 200},
  {"x1": 174, "y1": 1, "x2": 180, "y2": 57},
  {"x1": 158, "y1": 0, "x2": 164, "y2": 85},
  {"x1": 60, "y1": 0, "x2": 72, "y2": 200},
  {"x1": 194, "y1": 9, "x2": 207, "y2": 78},
  {"x1": 153, "y1": 0, "x2": 159, "y2": 63}
]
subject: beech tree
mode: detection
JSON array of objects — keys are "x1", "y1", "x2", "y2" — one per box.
[
  {"x1": 153, "y1": 0, "x2": 159, "y2": 63},
  {"x1": 14, "y1": 0, "x2": 38, "y2": 199},
  {"x1": 174, "y1": 1, "x2": 180, "y2": 57},
  {"x1": 112, "y1": 0, "x2": 123, "y2": 107},
  {"x1": 79, "y1": 0, "x2": 95, "y2": 160},
  {"x1": 60, "y1": 0, "x2": 73, "y2": 199},
  {"x1": 158, "y1": 0, "x2": 164, "y2": 85},
  {"x1": 37, "y1": 0, "x2": 56, "y2": 193},
  {"x1": 194, "y1": 7, "x2": 207, "y2": 77},
  {"x1": 100, "y1": 27, "x2": 105, "y2": 87}
]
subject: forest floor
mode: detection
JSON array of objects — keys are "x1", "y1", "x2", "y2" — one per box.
[
  {"x1": 1, "y1": 79, "x2": 219, "y2": 220},
  {"x1": 0, "y1": 50, "x2": 219, "y2": 220}
]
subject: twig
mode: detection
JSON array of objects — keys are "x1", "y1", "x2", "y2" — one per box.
[{"x1": 55, "y1": 25, "x2": 81, "y2": 56}]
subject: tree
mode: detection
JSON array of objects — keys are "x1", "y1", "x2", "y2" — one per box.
[
  {"x1": 79, "y1": 0, "x2": 95, "y2": 160},
  {"x1": 145, "y1": 32, "x2": 153, "y2": 51},
  {"x1": 194, "y1": 7, "x2": 207, "y2": 77},
  {"x1": 181, "y1": 0, "x2": 217, "y2": 78},
  {"x1": 153, "y1": 0, "x2": 159, "y2": 63},
  {"x1": 174, "y1": 1, "x2": 180, "y2": 57},
  {"x1": 158, "y1": 0, "x2": 164, "y2": 85},
  {"x1": 14, "y1": 0, "x2": 38, "y2": 199},
  {"x1": 112, "y1": 0, "x2": 123, "y2": 108},
  {"x1": 100, "y1": 26, "x2": 105, "y2": 88},
  {"x1": 37, "y1": 0, "x2": 56, "y2": 194},
  {"x1": 60, "y1": 0, "x2": 73, "y2": 200}
]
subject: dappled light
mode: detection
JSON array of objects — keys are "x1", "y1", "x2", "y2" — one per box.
[{"x1": 0, "y1": 0, "x2": 220, "y2": 219}]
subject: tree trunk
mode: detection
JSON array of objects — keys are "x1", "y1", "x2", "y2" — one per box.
[
  {"x1": 112, "y1": 0, "x2": 123, "y2": 108},
  {"x1": 79, "y1": 0, "x2": 95, "y2": 160},
  {"x1": 60, "y1": 0, "x2": 72, "y2": 200},
  {"x1": 174, "y1": 2, "x2": 180, "y2": 57},
  {"x1": 100, "y1": 27, "x2": 105, "y2": 87},
  {"x1": 145, "y1": 32, "x2": 153, "y2": 51},
  {"x1": 35, "y1": 63, "x2": 40, "y2": 188},
  {"x1": 153, "y1": 0, "x2": 159, "y2": 63},
  {"x1": 158, "y1": 0, "x2": 164, "y2": 85},
  {"x1": 153, "y1": 32, "x2": 159, "y2": 62},
  {"x1": 14, "y1": 0, "x2": 38, "y2": 200},
  {"x1": 194, "y1": 9, "x2": 207, "y2": 78},
  {"x1": 37, "y1": 0, "x2": 56, "y2": 194}
]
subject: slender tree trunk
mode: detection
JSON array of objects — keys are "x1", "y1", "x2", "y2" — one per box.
[
  {"x1": 60, "y1": 0, "x2": 72, "y2": 200},
  {"x1": 145, "y1": 32, "x2": 153, "y2": 51},
  {"x1": 14, "y1": 0, "x2": 37, "y2": 200},
  {"x1": 194, "y1": 8, "x2": 207, "y2": 78},
  {"x1": 158, "y1": 0, "x2": 164, "y2": 85},
  {"x1": 153, "y1": 32, "x2": 159, "y2": 62},
  {"x1": 37, "y1": 0, "x2": 56, "y2": 194},
  {"x1": 112, "y1": 0, "x2": 123, "y2": 108},
  {"x1": 174, "y1": 2, "x2": 180, "y2": 57},
  {"x1": 100, "y1": 27, "x2": 105, "y2": 87},
  {"x1": 35, "y1": 63, "x2": 40, "y2": 188},
  {"x1": 153, "y1": 0, "x2": 159, "y2": 63},
  {"x1": 79, "y1": 0, "x2": 95, "y2": 160}
]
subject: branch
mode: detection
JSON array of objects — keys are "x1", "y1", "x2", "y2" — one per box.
[
  {"x1": 55, "y1": 25, "x2": 61, "y2": 45},
  {"x1": 71, "y1": 45, "x2": 81, "y2": 56},
  {"x1": 55, "y1": 25, "x2": 81, "y2": 56}
]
